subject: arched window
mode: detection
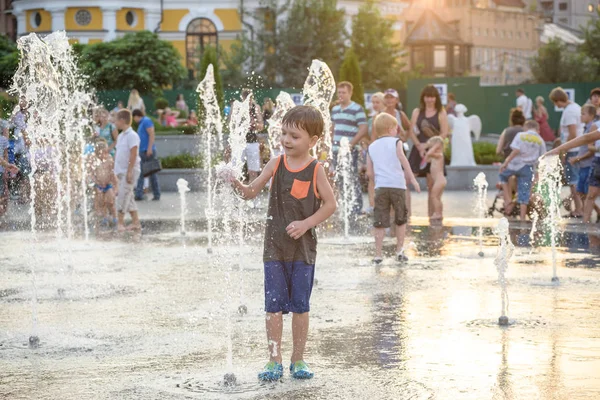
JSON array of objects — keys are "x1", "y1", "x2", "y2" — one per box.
[{"x1": 186, "y1": 18, "x2": 218, "y2": 73}]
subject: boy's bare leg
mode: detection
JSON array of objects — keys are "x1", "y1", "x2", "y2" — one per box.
[
  {"x1": 501, "y1": 182, "x2": 513, "y2": 216},
  {"x1": 426, "y1": 174, "x2": 434, "y2": 217},
  {"x1": 117, "y1": 211, "x2": 125, "y2": 231},
  {"x1": 520, "y1": 204, "x2": 528, "y2": 221},
  {"x1": 583, "y1": 187, "x2": 600, "y2": 223},
  {"x1": 129, "y1": 210, "x2": 140, "y2": 230},
  {"x1": 430, "y1": 181, "x2": 445, "y2": 219},
  {"x1": 291, "y1": 312, "x2": 309, "y2": 364},
  {"x1": 106, "y1": 189, "x2": 117, "y2": 220},
  {"x1": 266, "y1": 312, "x2": 283, "y2": 363},
  {"x1": 374, "y1": 227, "x2": 385, "y2": 258},
  {"x1": 395, "y1": 223, "x2": 406, "y2": 253},
  {"x1": 570, "y1": 184, "x2": 583, "y2": 215}
]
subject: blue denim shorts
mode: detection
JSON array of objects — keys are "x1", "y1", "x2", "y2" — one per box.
[
  {"x1": 499, "y1": 164, "x2": 534, "y2": 204},
  {"x1": 577, "y1": 166, "x2": 592, "y2": 194},
  {"x1": 590, "y1": 157, "x2": 600, "y2": 188},
  {"x1": 564, "y1": 154, "x2": 579, "y2": 186},
  {"x1": 264, "y1": 260, "x2": 315, "y2": 314}
]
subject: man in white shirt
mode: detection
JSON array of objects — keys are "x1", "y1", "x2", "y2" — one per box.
[
  {"x1": 515, "y1": 88, "x2": 532, "y2": 120},
  {"x1": 550, "y1": 87, "x2": 584, "y2": 217},
  {"x1": 113, "y1": 109, "x2": 142, "y2": 232}
]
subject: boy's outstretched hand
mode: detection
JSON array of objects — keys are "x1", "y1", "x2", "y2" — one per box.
[
  {"x1": 286, "y1": 220, "x2": 310, "y2": 240},
  {"x1": 541, "y1": 148, "x2": 559, "y2": 159}
]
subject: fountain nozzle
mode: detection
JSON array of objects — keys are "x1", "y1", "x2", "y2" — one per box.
[
  {"x1": 223, "y1": 373, "x2": 237, "y2": 387},
  {"x1": 28, "y1": 335, "x2": 40, "y2": 349},
  {"x1": 498, "y1": 316, "x2": 509, "y2": 326}
]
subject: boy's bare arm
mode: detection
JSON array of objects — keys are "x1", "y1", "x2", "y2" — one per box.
[
  {"x1": 544, "y1": 130, "x2": 600, "y2": 157},
  {"x1": 500, "y1": 148, "x2": 520, "y2": 172},
  {"x1": 366, "y1": 154, "x2": 374, "y2": 181},
  {"x1": 286, "y1": 164, "x2": 337, "y2": 240},
  {"x1": 232, "y1": 157, "x2": 278, "y2": 200},
  {"x1": 126, "y1": 146, "x2": 137, "y2": 184},
  {"x1": 397, "y1": 141, "x2": 420, "y2": 192}
]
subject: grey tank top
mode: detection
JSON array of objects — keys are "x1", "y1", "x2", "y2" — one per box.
[{"x1": 263, "y1": 155, "x2": 321, "y2": 264}]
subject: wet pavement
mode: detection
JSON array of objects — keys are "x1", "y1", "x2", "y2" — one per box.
[{"x1": 1, "y1": 192, "x2": 600, "y2": 399}]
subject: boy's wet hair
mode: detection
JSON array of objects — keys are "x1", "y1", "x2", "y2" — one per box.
[
  {"x1": 524, "y1": 120, "x2": 540, "y2": 131},
  {"x1": 373, "y1": 113, "x2": 397, "y2": 138},
  {"x1": 132, "y1": 109, "x2": 145, "y2": 118},
  {"x1": 582, "y1": 104, "x2": 596, "y2": 116},
  {"x1": 282, "y1": 106, "x2": 324, "y2": 138},
  {"x1": 427, "y1": 136, "x2": 444, "y2": 147},
  {"x1": 116, "y1": 109, "x2": 132, "y2": 125},
  {"x1": 94, "y1": 138, "x2": 108, "y2": 155}
]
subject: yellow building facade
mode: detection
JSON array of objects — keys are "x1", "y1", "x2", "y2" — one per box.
[{"x1": 11, "y1": 0, "x2": 247, "y2": 73}]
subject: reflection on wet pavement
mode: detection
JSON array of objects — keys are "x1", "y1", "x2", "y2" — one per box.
[{"x1": 1, "y1": 220, "x2": 599, "y2": 399}]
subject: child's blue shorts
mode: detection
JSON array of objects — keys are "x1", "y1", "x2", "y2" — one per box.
[
  {"x1": 264, "y1": 260, "x2": 315, "y2": 314},
  {"x1": 577, "y1": 166, "x2": 592, "y2": 194},
  {"x1": 499, "y1": 164, "x2": 533, "y2": 204}
]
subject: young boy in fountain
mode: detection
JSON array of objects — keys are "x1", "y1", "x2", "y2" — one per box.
[
  {"x1": 92, "y1": 139, "x2": 118, "y2": 228},
  {"x1": 424, "y1": 136, "x2": 446, "y2": 221},
  {"x1": 499, "y1": 120, "x2": 546, "y2": 221},
  {"x1": 113, "y1": 109, "x2": 142, "y2": 233},
  {"x1": 367, "y1": 113, "x2": 420, "y2": 265},
  {"x1": 227, "y1": 105, "x2": 336, "y2": 381}
]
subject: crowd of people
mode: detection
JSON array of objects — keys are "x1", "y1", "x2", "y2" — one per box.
[{"x1": 0, "y1": 88, "x2": 161, "y2": 234}]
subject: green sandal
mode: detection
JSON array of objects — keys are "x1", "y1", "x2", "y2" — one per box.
[
  {"x1": 258, "y1": 361, "x2": 283, "y2": 381},
  {"x1": 290, "y1": 360, "x2": 314, "y2": 379}
]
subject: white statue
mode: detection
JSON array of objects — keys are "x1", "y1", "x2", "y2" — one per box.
[{"x1": 447, "y1": 104, "x2": 482, "y2": 166}]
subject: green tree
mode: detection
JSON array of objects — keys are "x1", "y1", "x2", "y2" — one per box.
[
  {"x1": 198, "y1": 46, "x2": 224, "y2": 109},
  {"x1": 580, "y1": 11, "x2": 600, "y2": 75},
  {"x1": 0, "y1": 35, "x2": 18, "y2": 89},
  {"x1": 277, "y1": 0, "x2": 346, "y2": 88},
  {"x1": 350, "y1": 0, "x2": 405, "y2": 90},
  {"x1": 78, "y1": 31, "x2": 186, "y2": 95},
  {"x1": 339, "y1": 47, "x2": 364, "y2": 107},
  {"x1": 530, "y1": 38, "x2": 599, "y2": 83}
]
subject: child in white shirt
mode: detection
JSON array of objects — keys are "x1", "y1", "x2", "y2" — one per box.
[{"x1": 113, "y1": 109, "x2": 142, "y2": 232}]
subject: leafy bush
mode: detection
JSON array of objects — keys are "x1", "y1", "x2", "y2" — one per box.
[
  {"x1": 155, "y1": 97, "x2": 169, "y2": 110},
  {"x1": 473, "y1": 142, "x2": 502, "y2": 165},
  {"x1": 180, "y1": 125, "x2": 197, "y2": 135},
  {"x1": 160, "y1": 153, "x2": 203, "y2": 169},
  {"x1": 445, "y1": 141, "x2": 502, "y2": 165},
  {"x1": 0, "y1": 94, "x2": 17, "y2": 119}
]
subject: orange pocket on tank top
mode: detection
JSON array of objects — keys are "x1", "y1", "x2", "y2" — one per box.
[{"x1": 290, "y1": 179, "x2": 310, "y2": 200}]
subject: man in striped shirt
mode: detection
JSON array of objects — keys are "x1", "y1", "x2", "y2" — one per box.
[{"x1": 331, "y1": 81, "x2": 368, "y2": 215}]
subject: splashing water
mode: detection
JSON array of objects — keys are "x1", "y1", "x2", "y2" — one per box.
[
  {"x1": 530, "y1": 155, "x2": 562, "y2": 282},
  {"x1": 473, "y1": 172, "x2": 488, "y2": 257},
  {"x1": 495, "y1": 217, "x2": 514, "y2": 326},
  {"x1": 266, "y1": 92, "x2": 295, "y2": 158},
  {"x1": 337, "y1": 137, "x2": 355, "y2": 238},
  {"x1": 10, "y1": 32, "x2": 93, "y2": 344},
  {"x1": 302, "y1": 60, "x2": 336, "y2": 162},
  {"x1": 196, "y1": 65, "x2": 223, "y2": 250},
  {"x1": 10, "y1": 32, "x2": 93, "y2": 237},
  {"x1": 177, "y1": 178, "x2": 190, "y2": 235}
]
